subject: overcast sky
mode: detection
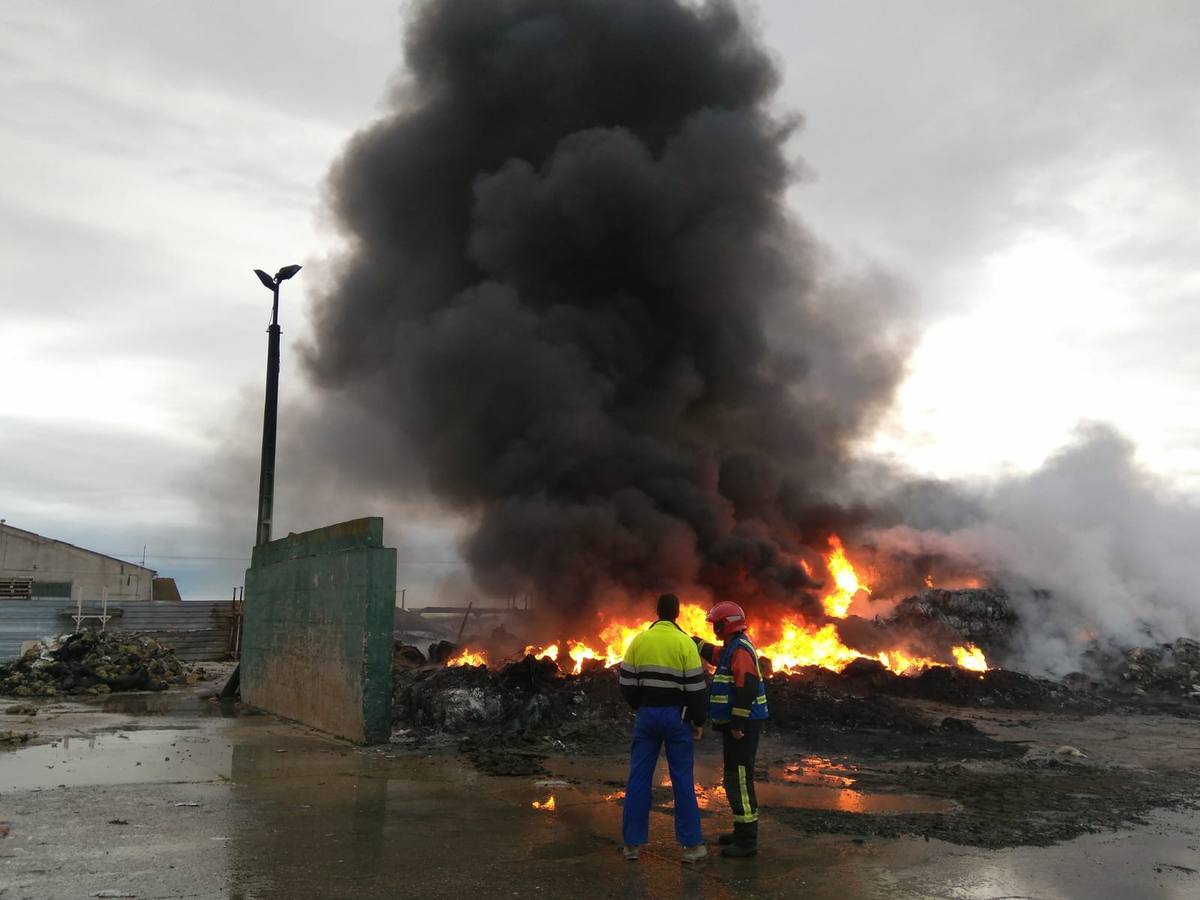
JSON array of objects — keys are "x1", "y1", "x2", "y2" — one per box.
[{"x1": 2, "y1": 1, "x2": 1197, "y2": 600}]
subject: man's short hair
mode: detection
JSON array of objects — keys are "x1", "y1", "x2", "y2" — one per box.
[{"x1": 656, "y1": 593, "x2": 680, "y2": 620}]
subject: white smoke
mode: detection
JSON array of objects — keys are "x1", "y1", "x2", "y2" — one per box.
[{"x1": 868, "y1": 423, "x2": 1200, "y2": 675}]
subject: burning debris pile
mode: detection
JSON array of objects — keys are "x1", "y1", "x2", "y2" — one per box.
[
  {"x1": 0, "y1": 630, "x2": 199, "y2": 697},
  {"x1": 888, "y1": 588, "x2": 1019, "y2": 658},
  {"x1": 393, "y1": 652, "x2": 1038, "y2": 767}
]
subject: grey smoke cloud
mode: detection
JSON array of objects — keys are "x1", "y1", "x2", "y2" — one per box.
[
  {"x1": 303, "y1": 0, "x2": 911, "y2": 612},
  {"x1": 869, "y1": 424, "x2": 1200, "y2": 674}
]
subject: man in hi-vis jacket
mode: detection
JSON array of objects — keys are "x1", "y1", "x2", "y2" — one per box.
[{"x1": 618, "y1": 593, "x2": 708, "y2": 864}]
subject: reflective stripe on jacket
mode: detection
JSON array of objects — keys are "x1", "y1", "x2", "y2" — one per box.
[
  {"x1": 708, "y1": 633, "x2": 768, "y2": 724},
  {"x1": 619, "y1": 620, "x2": 707, "y2": 726}
]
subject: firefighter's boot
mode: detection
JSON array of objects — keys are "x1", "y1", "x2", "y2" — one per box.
[{"x1": 720, "y1": 822, "x2": 758, "y2": 858}]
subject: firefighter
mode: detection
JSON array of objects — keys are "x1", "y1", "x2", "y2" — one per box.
[
  {"x1": 693, "y1": 600, "x2": 768, "y2": 857},
  {"x1": 618, "y1": 593, "x2": 709, "y2": 864}
]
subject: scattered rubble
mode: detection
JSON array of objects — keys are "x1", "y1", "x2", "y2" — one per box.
[
  {"x1": 393, "y1": 655, "x2": 625, "y2": 744},
  {"x1": 4, "y1": 703, "x2": 37, "y2": 716},
  {"x1": 394, "y1": 654, "x2": 1029, "y2": 767},
  {"x1": 767, "y1": 657, "x2": 1105, "y2": 713},
  {"x1": 0, "y1": 630, "x2": 195, "y2": 697},
  {"x1": 1078, "y1": 637, "x2": 1200, "y2": 701},
  {"x1": 0, "y1": 730, "x2": 33, "y2": 746}
]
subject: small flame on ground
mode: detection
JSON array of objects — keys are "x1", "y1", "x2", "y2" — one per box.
[
  {"x1": 446, "y1": 648, "x2": 488, "y2": 667},
  {"x1": 531, "y1": 796, "x2": 556, "y2": 811},
  {"x1": 924, "y1": 574, "x2": 934, "y2": 588}
]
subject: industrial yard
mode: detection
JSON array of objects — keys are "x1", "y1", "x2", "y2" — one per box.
[{"x1": 3, "y1": 670, "x2": 1200, "y2": 899}]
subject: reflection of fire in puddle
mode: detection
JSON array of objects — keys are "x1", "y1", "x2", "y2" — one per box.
[
  {"x1": 531, "y1": 796, "x2": 556, "y2": 811},
  {"x1": 656, "y1": 775, "x2": 725, "y2": 809},
  {"x1": 782, "y1": 755, "x2": 857, "y2": 787},
  {"x1": 631, "y1": 758, "x2": 955, "y2": 816}
]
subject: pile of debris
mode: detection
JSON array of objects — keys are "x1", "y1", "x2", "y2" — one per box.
[
  {"x1": 394, "y1": 654, "x2": 626, "y2": 742},
  {"x1": 782, "y1": 657, "x2": 1104, "y2": 713},
  {"x1": 394, "y1": 653, "x2": 1036, "y2": 766},
  {"x1": 888, "y1": 588, "x2": 1020, "y2": 657},
  {"x1": 1078, "y1": 637, "x2": 1200, "y2": 700},
  {"x1": 0, "y1": 630, "x2": 195, "y2": 697}
]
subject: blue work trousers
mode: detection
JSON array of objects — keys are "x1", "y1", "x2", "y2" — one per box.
[{"x1": 621, "y1": 706, "x2": 702, "y2": 847}]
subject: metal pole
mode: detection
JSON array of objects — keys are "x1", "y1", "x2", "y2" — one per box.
[{"x1": 255, "y1": 284, "x2": 281, "y2": 548}]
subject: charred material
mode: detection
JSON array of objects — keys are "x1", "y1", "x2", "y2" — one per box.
[
  {"x1": 0, "y1": 630, "x2": 198, "y2": 697},
  {"x1": 393, "y1": 655, "x2": 625, "y2": 742},
  {"x1": 888, "y1": 588, "x2": 1020, "y2": 656},
  {"x1": 1077, "y1": 637, "x2": 1200, "y2": 701}
]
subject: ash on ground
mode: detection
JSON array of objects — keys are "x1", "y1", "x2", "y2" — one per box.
[{"x1": 0, "y1": 630, "x2": 204, "y2": 697}]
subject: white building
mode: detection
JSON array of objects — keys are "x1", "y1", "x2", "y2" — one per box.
[{"x1": 0, "y1": 522, "x2": 157, "y2": 602}]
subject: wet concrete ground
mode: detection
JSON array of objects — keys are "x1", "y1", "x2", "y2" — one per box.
[{"x1": 3, "y1": 679, "x2": 1200, "y2": 899}]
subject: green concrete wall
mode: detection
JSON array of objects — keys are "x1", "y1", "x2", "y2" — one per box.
[{"x1": 242, "y1": 518, "x2": 395, "y2": 743}]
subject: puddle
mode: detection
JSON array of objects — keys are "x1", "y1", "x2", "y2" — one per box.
[
  {"x1": 587, "y1": 753, "x2": 955, "y2": 816},
  {"x1": 98, "y1": 691, "x2": 237, "y2": 718},
  {"x1": 780, "y1": 755, "x2": 858, "y2": 787},
  {"x1": 0, "y1": 728, "x2": 235, "y2": 792}
]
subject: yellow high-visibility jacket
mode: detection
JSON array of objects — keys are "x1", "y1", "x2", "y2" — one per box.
[{"x1": 618, "y1": 619, "x2": 707, "y2": 725}]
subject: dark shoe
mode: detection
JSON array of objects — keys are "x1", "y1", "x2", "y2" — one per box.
[
  {"x1": 717, "y1": 831, "x2": 736, "y2": 846},
  {"x1": 721, "y1": 842, "x2": 758, "y2": 858},
  {"x1": 721, "y1": 821, "x2": 757, "y2": 857}
]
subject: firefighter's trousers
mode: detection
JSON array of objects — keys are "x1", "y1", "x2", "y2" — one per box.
[{"x1": 722, "y1": 726, "x2": 760, "y2": 825}]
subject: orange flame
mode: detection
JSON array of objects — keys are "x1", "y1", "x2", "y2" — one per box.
[
  {"x1": 524, "y1": 643, "x2": 559, "y2": 662},
  {"x1": 531, "y1": 796, "x2": 556, "y2": 811},
  {"x1": 446, "y1": 648, "x2": 488, "y2": 667},
  {"x1": 516, "y1": 535, "x2": 988, "y2": 678},
  {"x1": 952, "y1": 643, "x2": 988, "y2": 672},
  {"x1": 821, "y1": 535, "x2": 868, "y2": 618}
]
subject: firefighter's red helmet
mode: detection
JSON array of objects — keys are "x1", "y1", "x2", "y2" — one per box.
[{"x1": 706, "y1": 601, "x2": 747, "y2": 638}]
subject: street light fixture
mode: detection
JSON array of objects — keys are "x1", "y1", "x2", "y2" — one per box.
[{"x1": 252, "y1": 264, "x2": 301, "y2": 548}]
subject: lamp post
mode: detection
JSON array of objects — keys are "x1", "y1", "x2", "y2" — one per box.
[{"x1": 252, "y1": 264, "x2": 301, "y2": 547}]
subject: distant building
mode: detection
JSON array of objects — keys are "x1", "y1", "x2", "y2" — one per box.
[{"x1": 0, "y1": 522, "x2": 158, "y2": 602}]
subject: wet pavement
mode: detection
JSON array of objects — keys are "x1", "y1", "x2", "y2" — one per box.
[{"x1": 2, "y1": 683, "x2": 1199, "y2": 899}]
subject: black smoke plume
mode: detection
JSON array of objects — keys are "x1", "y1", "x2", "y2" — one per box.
[{"x1": 304, "y1": 0, "x2": 910, "y2": 613}]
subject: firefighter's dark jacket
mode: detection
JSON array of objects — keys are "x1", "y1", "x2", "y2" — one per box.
[
  {"x1": 618, "y1": 620, "x2": 708, "y2": 726},
  {"x1": 696, "y1": 635, "x2": 764, "y2": 727}
]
